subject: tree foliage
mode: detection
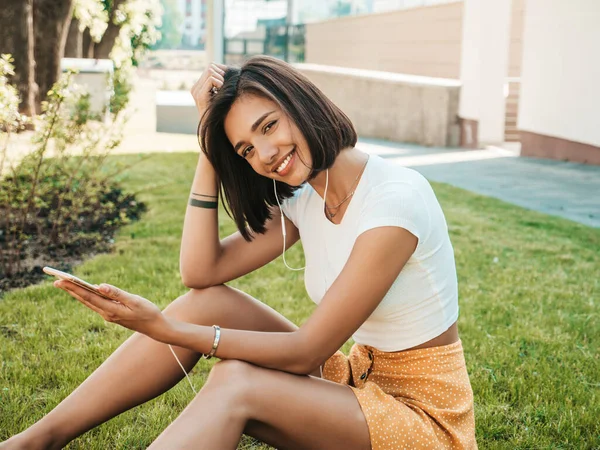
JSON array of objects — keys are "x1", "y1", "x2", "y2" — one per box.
[
  {"x1": 74, "y1": 0, "x2": 109, "y2": 42},
  {"x1": 0, "y1": 0, "x2": 162, "y2": 115},
  {"x1": 95, "y1": 0, "x2": 162, "y2": 65}
]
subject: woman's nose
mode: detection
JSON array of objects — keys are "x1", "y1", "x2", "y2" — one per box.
[{"x1": 256, "y1": 142, "x2": 279, "y2": 166}]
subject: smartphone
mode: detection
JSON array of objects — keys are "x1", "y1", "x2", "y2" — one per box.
[{"x1": 43, "y1": 266, "x2": 111, "y2": 299}]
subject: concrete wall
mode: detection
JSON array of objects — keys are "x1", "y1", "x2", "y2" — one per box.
[
  {"x1": 156, "y1": 91, "x2": 199, "y2": 134},
  {"x1": 518, "y1": 0, "x2": 600, "y2": 149},
  {"x1": 305, "y1": 0, "x2": 524, "y2": 80},
  {"x1": 306, "y1": 2, "x2": 464, "y2": 79},
  {"x1": 296, "y1": 64, "x2": 461, "y2": 147}
]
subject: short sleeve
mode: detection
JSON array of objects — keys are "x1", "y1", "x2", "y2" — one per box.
[{"x1": 357, "y1": 182, "x2": 431, "y2": 243}]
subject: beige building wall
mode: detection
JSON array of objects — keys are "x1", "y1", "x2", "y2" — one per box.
[
  {"x1": 306, "y1": 0, "x2": 524, "y2": 80},
  {"x1": 518, "y1": 0, "x2": 600, "y2": 164},
  {"x1": 306, "y1": 2, "x2": 464, "y2": 79}
]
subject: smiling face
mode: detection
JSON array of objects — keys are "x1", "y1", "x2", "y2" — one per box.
[{"x1": 223, "y1": 94, "x2": 313, "y2": 187}]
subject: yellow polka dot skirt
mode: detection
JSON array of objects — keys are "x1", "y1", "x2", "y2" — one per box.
[{"x1": 322, "y1": 340, "x2": 477, "y2": 449}]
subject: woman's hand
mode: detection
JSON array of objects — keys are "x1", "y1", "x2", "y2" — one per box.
[
  {"x1": 191, "y1": 62, "x2": 227, "y2": 117},
  {"x1": 54, "y1": 280, "x2": 169, "y2": 341}
]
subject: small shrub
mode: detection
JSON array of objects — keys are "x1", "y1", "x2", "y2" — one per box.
[
  {"x1": 0, "y1": 56, "x2": 145, "y2": 292},
  {"x1": 109, "y1": 65, "x2": 134, "y2": 117},
  {"x1": 0, "y1": 155, "x2": 146, "y2": 290}
]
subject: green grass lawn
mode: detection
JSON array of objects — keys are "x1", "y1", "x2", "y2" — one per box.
[{"x1": 1, "y1": 153, "x2": 598, "y2": 449}]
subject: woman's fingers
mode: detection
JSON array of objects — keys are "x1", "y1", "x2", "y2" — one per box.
[
  {"x1": 194, "y1": 76, "x2": 223, "y2": 103},
  {"x1": 192, "y1": 62, "x2": 225, "y2": 91},
  {"x1": 208, "y1": 66, "x2": 224, "y2": 86},
  {"x1": 74, "y1": 292, "x2": 107, "y2": 317},
  {"x1": 191, "y1": 62, "x2": 227, "y2": 114},
  {"x1": 210, "y1": 63, "x2": 225, "y2": 74},
  {"x1": 206, "y1": 76, "x2": 223, "y2": 91},
  {"x1": 56, "y1": 281, "x2": 123, "y2": 317},
  {"x1": 212, "y1": 72, "x2": 224, "y2": 81},
  {"x1": 55, "y1": 282, "x2": 109, "y2": 318},
  {"x1": 54, "y1": 281, "x2": 165, "y2": 336},
  {"x1": 97, "y1": 283, "x2": 126, "y2": 303}
]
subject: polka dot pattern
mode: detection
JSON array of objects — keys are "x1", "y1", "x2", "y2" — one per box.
[{"x1": 323, "y1": 340, "x2": 477, "y2": 449}]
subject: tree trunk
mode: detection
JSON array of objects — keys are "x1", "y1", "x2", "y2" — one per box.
[
  {"x1": 33, "y1": 0, "x2": 75, "y2": 105},
  {"x1": 93, "y1": 0, "x2": 127, "y2": 59},
  {"x1": 64, "y1": 17, "x2": 82, "y2": 58},
  {"x1": 82, "y1": 28, "x2": 95, "y2": 58},
  {"x1": 0, "y1": 0, "x2": 37, "y2": 116}
]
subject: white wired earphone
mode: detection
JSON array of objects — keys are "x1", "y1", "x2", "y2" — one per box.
[
  {"x1": 168, "y1": 170, "x2": 330, "y2": 394},
  {"x1": 271, "y1": 171, "x2": 329, "y2": 272}
]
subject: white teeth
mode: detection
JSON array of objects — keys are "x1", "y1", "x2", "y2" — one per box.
[{"x1": 276, "y1": 151, "x2": 293, "y2": 173}]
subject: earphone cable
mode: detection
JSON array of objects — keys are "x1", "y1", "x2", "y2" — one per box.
[
  {"x1": 169, "y1": 344, "x2": 197, "y2": 394},
  {"x1": 273, "y1": 179, "x2": 307, "y2": 271}
]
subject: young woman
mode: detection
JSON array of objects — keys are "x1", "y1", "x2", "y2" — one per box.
[{"x1": 2, "y1": 56, "x2": 477, "y2": 449}]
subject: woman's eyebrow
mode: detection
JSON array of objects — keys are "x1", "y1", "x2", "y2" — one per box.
[{"x1": 233, "y1": 110, "x2": 275, "y2": 153}]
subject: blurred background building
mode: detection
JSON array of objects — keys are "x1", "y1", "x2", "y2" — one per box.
[
  {"x1": 177, "y1": 0, "x2": 208, "y2": 48},
  {"x1": 157, "y1": 0, "x2": 599, "y2": 165}
]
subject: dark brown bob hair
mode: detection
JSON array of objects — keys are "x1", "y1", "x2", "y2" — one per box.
[{"x1": 199, "y1": 55, "x2": 357, "y2": 241}]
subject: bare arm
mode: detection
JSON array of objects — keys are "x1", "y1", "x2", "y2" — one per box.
[
  {"x1": 179, "y1": 151, "x2": 220, "y2": 288},
  {"x1": 168, "y1": 226, "x2": 418, "y2": 374},
  {"x1": 179, "y1": 152, "x2": 300, "y2": 288}
]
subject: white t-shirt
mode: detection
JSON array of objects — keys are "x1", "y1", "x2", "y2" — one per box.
[{"x1": 280, "y1": 154, "x2": 459, "y2": 352}]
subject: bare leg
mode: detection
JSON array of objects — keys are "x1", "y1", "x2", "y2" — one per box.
[
  {"x1": 1, "y1": 285, "x2": 304, "y2": 450},
  {"x1": 147, "y1": 360, "x2": 371, "y2": 450}
]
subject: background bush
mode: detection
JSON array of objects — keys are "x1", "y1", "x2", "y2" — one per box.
[{"x1": 0, "y1": 57, "x2": 145, "y2": 292}]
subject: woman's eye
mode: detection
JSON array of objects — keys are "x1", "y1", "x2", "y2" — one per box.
[
  {"x1": 242, "y1": 146, "x2": 254, "y2": 158},
  {"x1": 264, "y1": 120, "x2": 277, "y2": 133}
]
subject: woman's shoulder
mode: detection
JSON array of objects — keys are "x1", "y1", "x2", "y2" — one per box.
[
  {"x1": 355, "y1": 155, "x2": 438, "y2": 244},
  {"x1": 365, "y1": 154, "x2": 432, "y2": 195},
  {"x1": 358, "y1": 155, "x2": 446, "y2": 246}
]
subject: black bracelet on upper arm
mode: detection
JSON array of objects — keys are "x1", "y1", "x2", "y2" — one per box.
[{"x1": 189, "y1": 198, "x2": 218, "y2": 209}]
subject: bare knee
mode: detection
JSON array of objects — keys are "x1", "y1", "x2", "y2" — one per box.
[
  {"x1": 204, "y1": 360, "x2": 256, "y2": 396},
  {"x1": 201, "y1": 360, "x2": 256, "y2": 413},
  {"x1": 206, "y1": 359, "x2": 256, "y2": 386},
  {"x1": 162, "y1": 285, "x2": 226, "y2": 322}
]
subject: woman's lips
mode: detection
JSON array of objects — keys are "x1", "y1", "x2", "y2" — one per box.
[{"x1": 276, "y1": 149, "x2": 296, "y2": 177}]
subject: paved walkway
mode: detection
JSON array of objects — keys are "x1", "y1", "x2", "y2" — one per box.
[{"x1": 359, "y1": 139, "x2": 600, "y2": 228}]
